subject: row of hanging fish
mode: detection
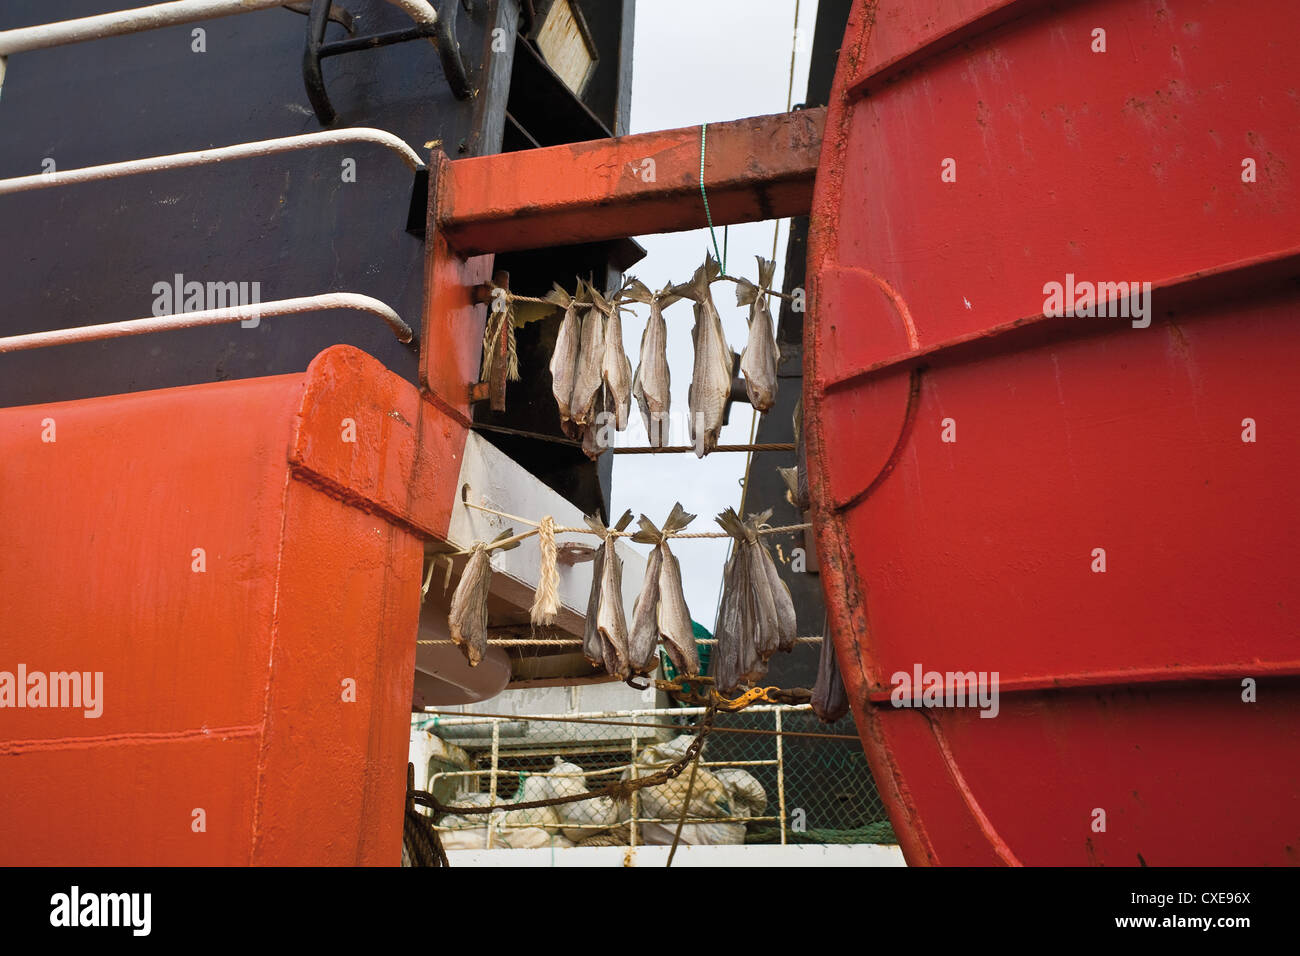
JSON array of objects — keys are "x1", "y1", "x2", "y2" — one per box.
[
  {"x1": 547, "y1": 281, "x2": 632, "y2": 459},
  {"x1": 581, "y1": 505, "x2": 701, "y2": 681},
  {"x1": 545, "y1": 254, "x2": 781, "y2": 458},
  {"x1": 440, "y1": 501, "x2": 837, "y2": 713}
]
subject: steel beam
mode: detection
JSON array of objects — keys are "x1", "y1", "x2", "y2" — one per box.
[{"x1": 436, "y1": 107, "x2": 826, "y2": 255}]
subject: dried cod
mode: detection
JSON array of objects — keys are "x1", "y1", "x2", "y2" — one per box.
[
  {"x1": 625, "y1": 279, "x2": 680, "y2": 446},
  {"x1": 581, "y1": 510, "x2": 634, "y2": 678},
  {"x1": 713, "y1": 539, "x2": 765, "y2": 695},
  {"x1": 595, "y1": 284, "x2": 634, "y2": 432},
  {"x1": 811, "y1": 617, "x2": 849, "y2": 723},
  {"x1": 627, "y1": 504, "x2": 699, "y2": 679},
  {"x1": 446, "y1": 529, "x2": 518, "y2": 667},
  {"x1": 569, "y1": 279, "x2": 606, "y2": 428},
  {"x1": 653, "y1": 505, "x2": 700, "y2": 677},
  {"x1": 546, "y1": 281, "x2": 585, "y2": 428},
  {"x1": 448, "y1": 545, "x2": 492, "y2": 666},
  {"x1": 673, "y1": 255, "x2": 731, "y2": 458},
  {"x1": 626, "y1": 531, "x2": 663, "y2": 678},
  {"x1": 735, "y1": 256, "x2": 779, "y2": 412},
  {"x1": 712, "y1": 508, "x2": 798, "y2": 692}
]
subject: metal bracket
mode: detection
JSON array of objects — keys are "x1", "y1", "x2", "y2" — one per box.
[{"x1": 303, "y1": 0, "x2": 472, "y2": 127}]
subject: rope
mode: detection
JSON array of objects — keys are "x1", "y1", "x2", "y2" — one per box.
[
  {"x1": 468, "y1": 423, "x2": 795, "y2": 454},
  {"x1": 460, "y1": 498, "x2": 808, "y2": 539},
  {"x1": 699, "y1": 124, "x2": 725, "y2": 271},
  {"x1": 613, "y1": 442, "x2": 796, "y2": 455},
  {"x1": 530, "y1": 516, "x2": 560, "y2": 626},
  {"x1": 403, "y1": 763, "x2": 449, "y2": 867},
  {"x1": 416, "y1": 635, "x2": 823, "y2": 647}
]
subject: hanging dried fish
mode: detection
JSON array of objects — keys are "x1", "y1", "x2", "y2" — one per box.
[
  {"x1": 625, "y1": 279, "x2": 679, "y2": 446},
  {"x1": 581, "y1": 510, "x2": 634, "y2": 678},
  {"x1": 448, "y1": 545, "x2": 491, "y2": 666},
  {"x1": 713, "y1": 538, "x2": 766, "y2": 695},
  {"x1": 759, "y1": 533, "x2": 798, "y2": 654},
  {"x1": 735, "y1": 256, "x2": 779, "y2": 412},
  {"x1": 569, "y1": 279, "x2": 606, "y2": 428},
  {"x1": 545, "y1": 281, "x2": 585, "y2": 428},
  {"x1": 579, "y1": 386, "x2": 610, "y2": 460},
  {"x1": 582, "y1": 535, "x2": 606, "y2": 668},
  {"x1": 713, "y1": 507, "x2": 797, "y2": 692},
  {"x1": 446, "y1": 529, "x2": 517, "y2": 667},
  {"x1": 595, "y1": 285, "x2": 634, "y2": 431},
  {"x1": 626, "y1": 526, "x2": 663, "y2": 678},
  {"x1": 673, "y1": 255, "x2": 731, "y2": 458},
  {"x1": 811, "y1": 618, "x2": 849, "y2": 723},
  {"x1": 627, "y1": 504, "x2": 699, "y2": 679},
  {"x1": 654, "y1": 505, "x2": 699, "y2": 677}
]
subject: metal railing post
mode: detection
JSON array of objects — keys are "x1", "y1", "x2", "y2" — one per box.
[
  {"x1": 486, "y1": 719, "x2": 500, "y2": 850},
  {"x1": 776, "y1": 707, "x2": 788, "y2": 846},
  {"x1": 629, "y1": 722, "x2": 639, "y2": 849}
]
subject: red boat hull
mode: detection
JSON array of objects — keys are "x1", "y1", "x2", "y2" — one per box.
[{"x1": 806, "y1": 0, "x2": 1300, "y2": 864}]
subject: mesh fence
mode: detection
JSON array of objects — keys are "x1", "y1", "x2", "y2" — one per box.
[{"x1": 413, "y1": 704, "x2": 895, "y2": 850}]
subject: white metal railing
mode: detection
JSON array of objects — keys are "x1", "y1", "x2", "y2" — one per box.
[
  {"x1": 0, "y1": 1, "x2": 444, "y2": 94},
  {"x1": 421, "y1": 704, "x2": 809, "y2": 849},
  {"x1": 0, "y1": 128, "x2": 424, "y2": 197},
  {"x1": 0, "y1": 292, "x2": 412, "y2": 353}
]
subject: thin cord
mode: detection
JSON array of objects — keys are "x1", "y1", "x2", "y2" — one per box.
[{"x1": 700, "y1": 123, "x2": 725, "y2": 271}]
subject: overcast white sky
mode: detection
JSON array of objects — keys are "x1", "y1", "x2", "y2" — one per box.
[{"x1": 609, "y1": 0, "x2": 816, "y2": 627}]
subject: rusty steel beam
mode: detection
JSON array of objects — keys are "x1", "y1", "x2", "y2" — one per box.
[{"x1": 436, "y1": 107, "x2": 826, "y2": 255}]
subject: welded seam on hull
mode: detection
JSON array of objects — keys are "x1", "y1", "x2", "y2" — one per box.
[
  {"x1": 287, "y1": 462, "x2": 440, "y2": 543},
  {"x1": 821, "y1": 242, "x2": 1300, "y2": 396},
  {"x1": 846, "y1": 0, "x2": 1063, "y2": 99},
  {"x1": 249, "y1": 462, "x2": 297, "y2": 866},
  {"x1": 0, "y1": 723, "x2": 261, "y2": 756},
  {"x1": 355, "y1": 524, "x2": 400, "y2": 865},
  {"x1": 924, "y1": 712, "x2": 1023, "y2": 866}
]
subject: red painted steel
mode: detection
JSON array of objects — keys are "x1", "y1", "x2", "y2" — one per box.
[
  {"x1": 806, "y1": 0, "x2": 1300, "y2": 864},
  {"x1": 0, "y1": 346, "x2": 461, "y2": 864},
  {"x1": 436, "y1": 108, "x2": 826, "y2": 255}
]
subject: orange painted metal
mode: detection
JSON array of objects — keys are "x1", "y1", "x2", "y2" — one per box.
[
  {"x1": 435, "y1": 108, "x2": 826, "y2": 255},
  {"x1": 420, "y1": 108, "x2": 826, "y2": 414},
  {"x1": 0, "y1": 346, "x2": 461, "y2": 864},
  {"x1": 420, "y1": 151, "x2": 496, "y2": 421}
]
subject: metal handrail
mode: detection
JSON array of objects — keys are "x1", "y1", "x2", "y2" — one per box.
[
  {"x1": 0, "y1": 128, "x2": 424, "y2": 196},
  {"x1": 0, "y1": 0, "x2": 452, "y2": 98},
  {"x1": 0, "y1": 0, "x2": 441, "y2": 55},
  {"x1": 0, "y1": 293, "x2": 414, "y2": 354},
  {"x1": 0, "y1": 0, "x2": 288, "y2": 56}
]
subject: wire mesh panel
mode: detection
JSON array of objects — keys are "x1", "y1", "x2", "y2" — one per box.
[{"x1": 415, "y1": 705, "x2": 894, "y2": 849}]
